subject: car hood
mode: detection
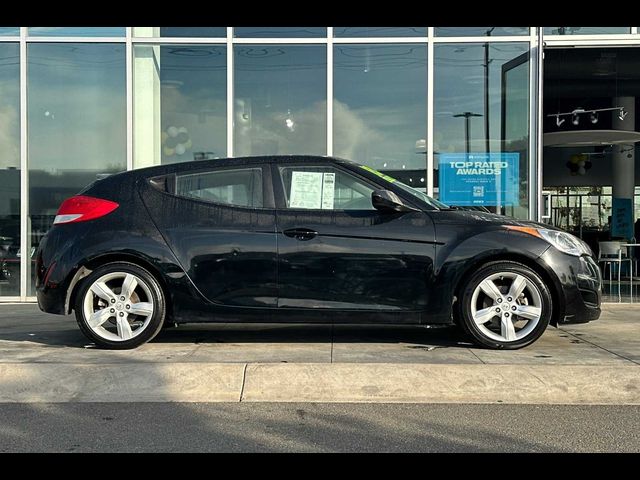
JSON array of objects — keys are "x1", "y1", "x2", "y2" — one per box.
[{"x1": 431, "y1": 208, "x2": 564, "y2": 231}]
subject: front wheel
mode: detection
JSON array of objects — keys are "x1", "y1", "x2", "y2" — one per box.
[
  {"x1": 457, "y1": 261, "x2": 552, "y2": 349},
  {"x1": 74, "y1": 262, "x2": 166, "y2": 349}
]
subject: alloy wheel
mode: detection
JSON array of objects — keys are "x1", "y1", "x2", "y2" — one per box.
[
  {"x1": 82, "y1": 271, "x2": 155, "y2": 342},
  {"x1": 470, "y1": 271, "x2": 543, "y2": 343}
]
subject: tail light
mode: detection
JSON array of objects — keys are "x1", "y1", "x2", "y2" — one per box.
[{"x1": 53, "y1": 195, "x2": 119, "y2": 225}]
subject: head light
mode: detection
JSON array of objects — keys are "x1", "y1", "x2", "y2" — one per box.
[{"x1": 505, "y1": 226, "x2": 590, "y2": 257}]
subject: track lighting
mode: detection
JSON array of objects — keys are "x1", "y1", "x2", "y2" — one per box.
[
  {"x1": 619, "y1": 108, "x2": 628, "y2": 121},
  {"x1": 548, "y1": 106, "x2": 628, "y2": 127}
]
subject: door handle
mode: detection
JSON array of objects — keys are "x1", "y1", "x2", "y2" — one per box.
[{"x1": 283, "y1": 228, "x2": 318, "y2": 241}]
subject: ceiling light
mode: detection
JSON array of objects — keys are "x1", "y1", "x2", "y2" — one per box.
[
  {"x1": 590, "y1": 112, "x2": 598, "y2": 124},
  {"x1": 572, "y1": 113, "x2": 580, "y2": 126}
]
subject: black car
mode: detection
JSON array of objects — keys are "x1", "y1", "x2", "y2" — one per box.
[{"x1": 35, "y1": 155, "x2": 602, "y2": 350}]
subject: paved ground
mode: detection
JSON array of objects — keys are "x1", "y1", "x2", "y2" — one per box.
[
  {"x1": 0, "y1": 304, "x2": 638, "y2": 404},
  {"x1": 1, "y1": 304, "x2": 639, "y2": 452},
  {"x1": 0, "y1": 303, "x2": 638, "y2": 366},
  {"x1": 0, "y1": 403, "x2": 638, "y2": 452}
]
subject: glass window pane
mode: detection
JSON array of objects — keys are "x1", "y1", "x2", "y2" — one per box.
[
  {"x1": 176, "y1": 168, "x2": 263, "y2": 207},
  {"x1": 0, "y1": 43, "x2": 20, "y2": 296},
  {"x1": 279, "y1": 166, "x2": 376, "y2": 210},
  {"x1": 544, "y1": 27, "x2": 631, "y2": 35},
  {"x1": 334, "y1": 27, "x2": 425, "y2": 37},
  {"x1": 28, "y1": 27, "x2": 125, "y2": 37},
  {"x1": 28, "y1": 43, "x2": 126, "y2": 294},
  {"x1": 133, "y1": 45, "x2": 227, "y2": 168},
  {"x1": 234, "y1": 27, "x2": 326, "y2": 38},
  {"x1": 133, "y1": 27, "x2": 226, "y2": 37},
  {"x1": 0, "y1": 28, "x2": 19, "y2": 36},
  {"x1": 234, "y1": 45, "x2": 326, "y2": 156},
  {"x1": 436, "y1": 27, "x2": 529, "y2": 36},
  {"x1": 334, "y1": 44, "x2": 427, "y2": 190},
  {"x1": 434, "y1": 43, "x2": 530, "y2": 219}
]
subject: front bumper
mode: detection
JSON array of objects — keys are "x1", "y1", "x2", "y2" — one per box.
[{"x1": 539, "y1": 248, "x2": 601, "y2": 324}]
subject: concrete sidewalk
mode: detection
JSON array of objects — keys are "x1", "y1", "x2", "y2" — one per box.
[{"x1": 0, "y1": 304, "x2": 638, "y2": 404}]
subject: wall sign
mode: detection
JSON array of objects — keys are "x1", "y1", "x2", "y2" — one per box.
[{"x1": 439, "y1": 152, "x2": 520, "y2": 206}]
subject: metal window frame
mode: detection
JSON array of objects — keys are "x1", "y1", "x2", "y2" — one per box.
[
  {"x1": 7, "y1": 26, "x2": 640, "y2": 301},
  {"x1": 427, "y1": 27, "x2": 434, "y2": 197},
  {"x1": 19, "y1": 27, "x2": 27, "y2": 301}
]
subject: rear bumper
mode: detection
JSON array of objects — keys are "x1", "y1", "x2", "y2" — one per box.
[
  {"x1": 36, "y1": 284, "x2": 68, "y2": 315},
  {"x1": 35, "y1": 232, "x2": 71, "y2": 315},
  {"x1": 539, "y1": 248, "x2": 602, "y2": 324}
]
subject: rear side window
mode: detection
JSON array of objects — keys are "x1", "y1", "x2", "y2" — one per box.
[{"x1": 174, "y1": 167, "x2": 263, "y2": 208}]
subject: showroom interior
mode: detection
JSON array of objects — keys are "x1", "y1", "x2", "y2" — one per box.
[{"x1": 1, "y1": 26, "x2": 640, "y2": 302}]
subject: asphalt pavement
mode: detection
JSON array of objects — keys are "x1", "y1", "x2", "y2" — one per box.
[{"x1": 0, "y1": 402, "x2": 638, "y2": 452}]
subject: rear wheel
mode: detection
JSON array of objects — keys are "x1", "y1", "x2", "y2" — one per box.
[
  {"x1": 74, "y1": 262, "x2": 165, "y2": 349},
  {"x1": 457, "y1": 261, "x2": 552, "y2": 349}
]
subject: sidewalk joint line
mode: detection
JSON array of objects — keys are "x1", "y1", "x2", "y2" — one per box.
[
  {"x1": 559, "y1": 327, "x2": 640, "y2": 366},
  {"x1": 330, "y1": 323, "x2": 334, "y2": 364},
  {"x1": 239, "y1": 363, "x2": 248, "y2": 402},
  {"x1": 329, "y1": 323, "x2": 335, "y2": 363},
  {"x1": 468, "y1": 348, "x2": 486, "y2": 364}
]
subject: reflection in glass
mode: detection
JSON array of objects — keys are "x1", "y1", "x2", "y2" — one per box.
[
  {"x1": 436, "y1": 27, "x2": 529, "y2": 36},
  {"x1": 334, "y1": 27, "x2": 425, "y2": 37},
  {"x1": 0, "y1": 43, "x2": 20, "y2": 296},
  {"x1": 333, "y1": 44, "x2": 427, "y2": 190},
  {"x1": 544, "y1": 27, "x2": 631, "y2": 35},
  {"x1": 28, "y1": 43, "x2": 126, "y2": 293},
  {"x1": 234, "y1": 27, "x2": 326, "y2": 38},
  {"x1": 0, "y1": 28, "x2": 19, "y2": 36},
  {"x1": 133, "y1": 27, "x2": 226, "y2": 37},
  {"x1": 28, "y1": 27, "x2": 125, "y2": 36},
  {"x1": 234, "y1": 45, "x2": 326, "y2": 156},
  {"x1": 133, "y1": 45, "x2": 226, "y2": 168},
  {"x1": 434, "y1": 43, "x2": 530, "y2": 218}
]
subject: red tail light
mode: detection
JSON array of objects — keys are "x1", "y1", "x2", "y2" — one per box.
[{"x1": 53, "y1": 195, "x2": 119, "y2": 225}]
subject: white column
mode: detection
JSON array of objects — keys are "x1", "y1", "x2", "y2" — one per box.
[
  {"x1": 132, "y1": 33, "x2": 162, "y2": 169},
  {"x1": 611, "y1": 96, "x2": 635, "y2": 239}
]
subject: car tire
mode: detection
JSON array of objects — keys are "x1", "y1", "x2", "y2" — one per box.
[
  {"x1": 457, "y1": 261, "x2": 552, "y2": 349},
  {"x1": 74, "y1": 262, "x2": 166, "y2": 349}
]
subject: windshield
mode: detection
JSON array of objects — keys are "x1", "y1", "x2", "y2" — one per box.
[
  {"x1": 393, "y1": 180, "x2": 449, "y2": 210},
  {"x1": 357, "y1": 164, "x2": 449, "y2": 210}
]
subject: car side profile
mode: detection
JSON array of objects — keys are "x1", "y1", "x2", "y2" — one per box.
[{"x1": 35, "y1": 155, "x2": 602, "y2": 350}]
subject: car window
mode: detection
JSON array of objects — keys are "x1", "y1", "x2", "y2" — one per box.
[
  {"x1": 278, "y1": 166, "x2": 376, "y2": 210},
  {"x1": 174, "y1": 167, "x2": 263, "y2": 208}
]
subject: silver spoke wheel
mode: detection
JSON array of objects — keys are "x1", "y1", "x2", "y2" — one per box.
[
  {"x1": 470, "y1": 272, "x2": 543, "y2": 343},
  {"x1": 82, "y1": 271, "x2": 155, "y2": 343}
]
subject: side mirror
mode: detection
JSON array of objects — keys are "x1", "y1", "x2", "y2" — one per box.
[{"x1": 372, "y1": 189, "x2": 417, "y2": 213}]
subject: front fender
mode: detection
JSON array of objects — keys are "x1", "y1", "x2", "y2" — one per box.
[{"x1": 428, "y1": 228, "x2": 555, "y2": 322}]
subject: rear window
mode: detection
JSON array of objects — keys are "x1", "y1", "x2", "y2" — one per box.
[{"x1": 151, "y1": 168, "x2": 263, "y2": 208}]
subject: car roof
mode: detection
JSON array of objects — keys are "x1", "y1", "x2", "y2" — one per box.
[{"x1": 102, "y1": 155, "x2": 357, "y2": 182}]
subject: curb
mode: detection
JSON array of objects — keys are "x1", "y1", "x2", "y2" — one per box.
[{"x1": 0, "y1": 363, "x2": 638, "y2": 404}]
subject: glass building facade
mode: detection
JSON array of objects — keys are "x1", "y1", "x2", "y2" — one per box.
[{"x1": 2, "y1": 27, "x2": 640, "y2": 300}]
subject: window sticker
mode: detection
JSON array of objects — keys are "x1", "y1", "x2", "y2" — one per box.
[
  {"x1": 290, "y1": 171, "x2": 323, "y2": 208},
  {"x1": 359, "y1": 165, "x2": 396, "y2": 183},
  {"x1": 289, "y1": 171, "x2": 336, "y2": 209},
  {"x1": 321, "y1": 172, "x2": 335, "y2": 209}
]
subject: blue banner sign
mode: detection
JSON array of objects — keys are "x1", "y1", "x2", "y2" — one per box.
[
  {"x1": 611, "y1": 197, "x2": 634, "y2": 240},
  {"x1": 439, "y1": 153, "x2": 520, "y2": 206}
]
